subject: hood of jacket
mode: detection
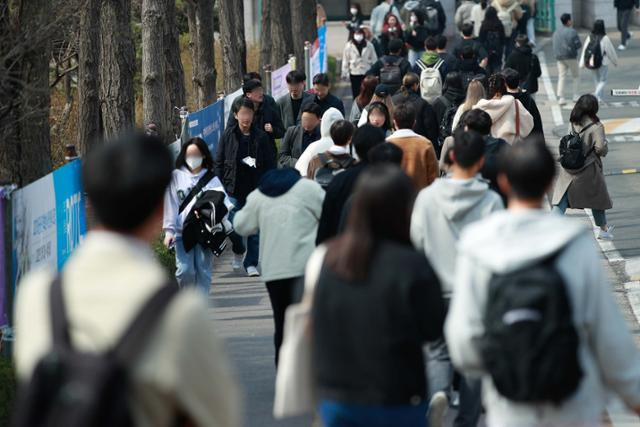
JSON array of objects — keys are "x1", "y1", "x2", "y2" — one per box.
[
  {"x1": 459, "y1": 209, "x2": 586, "y2": 274},
  {"x1": 430, "y1": 177, "x2": 498, "y2": 223},
  {"x1": 514, "y1": 44, "x2": 533, "y2": 56},
  {"x1": 320, "y1": 107, "x2": 344, "y2": 138},
  {"x1": 495, "y1": 0, "x2": 517, "y2": 8},
  {"x1": 420, "y1": 50, "x2": 441, "y2": 66},
  {"x1": 444, "y1": 86, "x2": 466, "y2": 104},
  {"x1": 258, "y1": 168, "x2": 301, "y2": 197},
  {"x1": 474, "y1": 94, "x2": 516, "y2": 122}
]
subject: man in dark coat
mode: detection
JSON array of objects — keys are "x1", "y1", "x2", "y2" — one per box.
[
  {"x1": 278, "y1": 102, "x2": 322, "y2": 168},
  {"x1": 504, "y1": 34, "x2": 541, "y2": 95},
  {"x1": 311, "y1": 73, "x2": 345, "y2": 117},
  {"x1": 276, "y1": 70, "x2": 314, "y2": 129}
]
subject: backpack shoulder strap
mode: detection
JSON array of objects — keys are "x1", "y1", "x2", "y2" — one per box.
[
  {"x1": 434, "y1": 58, "x2": 444, "y2": 70},
  {"x1": 416, "y1": 59, "x2": 427, "y2": 71},
  {"x1": 178, "y1": 170, "x2": 216, "y2": 214},
  {"x1": 50, "y1": 275, "x2": 71, "y2": 349},
  {"x1": 318, "y1": 152, "x2": 331, "y2": 167},
  {"x1": 113, "y1": 283, "x2": 179, "y2": 362}
]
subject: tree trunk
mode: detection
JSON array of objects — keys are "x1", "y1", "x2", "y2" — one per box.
[
  {"x1": 77, "y1": 0, "x2": 101, "y2": 155},
  {"x1": 99, "y1": 0, "x2": 136, "y2": 139},
  {"x1": 142, "y1": 0, "x2": 168, "y2": 141},
  {"x1": 259, "y1": 0, "x2": 271, "y2": 70},
  {"x1": 185, "y1": 0, "x2": 216, "y2": 109},
  {"x1": 15, "y1": 0, "x2": 53, "y2": 185},
  {"x1": 163, "y1": 0, "x2": 185, "y2": 140},
  {"x1": 290, "y1": 0, "x2": 317, "y2": 71},
  {"x1": 219, "y1": 0, "x2": 246, "y2": 94},
  {"x1": 269, "y1": 0, "x2": 294, "y2": 68}
]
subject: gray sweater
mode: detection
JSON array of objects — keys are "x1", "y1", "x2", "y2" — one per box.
[{"x1": 552, "y1": 25, "x2": 582, "y2": 60}]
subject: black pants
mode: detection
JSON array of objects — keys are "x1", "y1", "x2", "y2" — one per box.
[
  {"x1": 266, "y1": 277, "x2": 300, "y2": 367},
  {"x1": 350, "y1": 74, "x2": 365, "y2": 99},
  {"x1": 618, "y1": 8, "x2": 632, "y2": 46}
]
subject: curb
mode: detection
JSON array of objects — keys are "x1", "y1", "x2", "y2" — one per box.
[{"x1": 604, "y1": 168, "x2": 640, "y2": 177}]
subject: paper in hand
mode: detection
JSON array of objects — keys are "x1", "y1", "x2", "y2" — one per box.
[{"x1": 242, "y1": 156, "x2": 257, "y2": 168}]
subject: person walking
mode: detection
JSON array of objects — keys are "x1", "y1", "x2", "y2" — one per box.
[
  {"x1": 446, "y1": 139, "x2": 640, "y2": 426},
  {"x1": 316, "y1": 124, "x2": 387, "y2": 245},
  {"x1": 479, "y1": 6, "x2": 506, "y2": 75},
  {"x1": 453, "y1": 23, "x2": 489, "y2": 68},
  {"x1": 278, "y1": 103, "x2": 322, "y2": 168},
  {"x1": 492, "y1": 0, "x2": 524, "y2": 57},
  {"x1": 474, "y1": 74, "x2": 533, "y2": 144},
  {"x1": 312, "y1": 73, "x2": 346, "y2": 116},
  {"x1": 452, "y1": 79, "x2": 486, "y2": 131},
  {"x1": 392, "y1": 72, "x2": 440, "y2": 145},
  {"x1": 163, "y1": 137, "x2": 234, "y2": 294},
  {"x1": 307, "y1": 120, "x2": 356, "y2": 181},
  {"x1": 412, "y1": 129, "x2": 503, "y2": 427},
  {"x1": 470, "y1": 0, "x2": 489, "y2": 37},
  {"x1": 366, "y1": 38, "x2": 411, "y2": 94},
  {"x1": 344, "y1": 3, "x2": 365, "y2": 39},
  {"x1": 276, "y1": 70, "x2": 313, "y2": 130},
  {"x1": 405, "y1": 10, "x2": 429, "y2": 66},
  {"x1": 422, "y1": 0, "x2": 448, "y2": 38},
  {"x1": 455, "y1": 0, "x2": 477, "y2": 32},
  {"x1": 503, "y1": 67, "x2": 544, "y2": 137},
  {"x1": 296, "y1": 107, "x2": 345, "y2": 176},
  {"x1": 380, "y1": 13, "x2": 405, "y2": 56},
  {"x1": 552, "y1": 94, "x2": 614, "y2": 239},
  {"x1": 350, "y1": 75, "x2": 379, "y2": 123},
  {"x1": 386, "y1": 102, "x2": 439, "y2": 190},
  {"x1": 362, "y1": 101, "x2": 394, "y2": 137},
  {"x1": 436, "y1": 35, "x2": 461, "y2": 78},
  {"x1": 312, "y1": 164, "x2": 446, "y2": 427},
  {"x1": 370, "y1": 0, "x2": 404, "y2": 39},
  {"x1": 505, "y1": 34, "x2": 542, "y2": 96},
  {"x1": 233, "y1": 167, "x2": 324, "y2": 366},
  {"x1": 357, "y1": 84, "x2": 395, "y2": 129},
  {"x1": 216, "y1": 98, "x2": 277, "y2": 277},
  {"x1": 342, "y1": 28, "x2": 379, "y2": 99},
  {"x1": 518, "y1": 0, "x2": 536, "y2": 45},
  {"x1": 580, "y1": 19, "x2": 618, "y2": 102},
  {"x1": 14, "y1": 134, "x2": 241, "y2": 427},
  {"x1": 615, "y1": 0, "x2": 639, "y2": 50},
  {"x1": 433, "y1": 71, "x2": 466, "y2": 129},
  {"x1": 553, "y1": 13, "x2": 583, "y2": 105}
]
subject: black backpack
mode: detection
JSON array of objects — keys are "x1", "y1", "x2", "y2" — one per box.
[
  {"x1": 380, "y1": 56, "x2": 403, "y2": 87},
  {"x1": 485, "y1": 30, "x2": 502, "y2": 55},
  {"x1": 12, "y1": 277, "x2": 179, "y2": 427},
  {"x1": 584, "y1": 36, "x2": 603, "y2": 70},
  {"x1": 314, "y1": 153, "x2": 354, "y2": 189},
  {"x1": 437, "y1": 102, "x2": 459, "y2": 157},
  {"x1": 480, "y1": 248, "x2": 583, "y2": 404},
  {"x1": 559, "y1": 123, "x2": 595, "y2": 170}
]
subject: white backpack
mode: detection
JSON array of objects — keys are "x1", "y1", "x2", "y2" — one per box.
[
  {"x1": 497, "y1": 2, "x2": 517, "y2": 37},
  {"x1": 417, "y1": 58, "x2": 444, "y2": 103}
]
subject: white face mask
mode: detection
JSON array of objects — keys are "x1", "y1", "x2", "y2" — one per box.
[
  {"x1": 354, "y1": 34, "x2": 364, "y2": 42},
  {"x1": 186, "y1": 156, "x2": 203, "y2": 170},
  {"x1": 350, "y1": 8, "x2": 358, "y2": 15},
  {"x1": 410, "y1": 16, "x2": 418, "y2": 24}
]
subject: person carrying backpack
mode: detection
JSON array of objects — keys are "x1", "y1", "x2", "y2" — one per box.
[
  {"x1": 12, "y1": 134, "x2": 240, "y2": 427},
  {"x1": 432, "y1": 72, "x2": 466, "y2": 156},
  {"x1": 505, "y1": 34, "x2": 542, "y2": 95},
  {"x1": 421, "y1": 0, "x2": 447, "y2": 37},
  {"x1": 492, "y1": 0, "x2": 523, "y2": 57},
  {"x1": 415, "y1": 36, "x2": 446, "y2": 103},
  {"x1": 366, "y1": 38, "x2": 411, "y2": 95},
  {"x1": 552, "y1": 94, "x2": 614, "y2": 239},
  {"x1": 446, "y1": 138, "x2": 640, "y2": 425},
  {"x1": 579, "y1": 19, "x2": 618, "y2": 102},
  {"x1": 307, "y1": 120, "x2": 356, "y2": 186},
  {"x1": 479, "y1": 6, "x2": 507, "y2": 75}
]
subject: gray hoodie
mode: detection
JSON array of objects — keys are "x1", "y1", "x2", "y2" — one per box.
[
  {"x1": 552, "y1": 24, "x2": 582, "y2": 60},
  {"x1": 411, "y1": 176, "x2": 503, "y2": 297},
  {"x1": 445, "y1": 210, "x2": 640, "y2": 426}
]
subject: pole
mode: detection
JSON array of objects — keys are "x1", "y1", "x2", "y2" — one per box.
[
  {"x1": 263, "y1": 64, "x2": 273, "y2": 96},
  {"x1": 304, "y1": 41, "x2": 311, "y2": 90}
]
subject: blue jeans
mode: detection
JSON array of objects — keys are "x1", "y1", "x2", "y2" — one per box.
[
  {"x1": 228, "y1": 197, "x2": 259, "y2": 269},
  {"x1": 319, "y1": 400, "x2": 428, "y2": 427},
  {"x1": 553, "y1": 191, "x2": 607, "y2": 227},
  {"x1": 408, "y1": 49, "x2": 424, "y2": 67},
  {"x1": 175, "y1": 237, "x2": 213, "y2": 295}
]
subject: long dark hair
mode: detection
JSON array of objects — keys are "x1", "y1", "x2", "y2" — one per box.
[
  {"x1": 488, "y1": 73, "x2": 506, "y2": 99},
  {"x1": 480, "y1": 6, "x2": 503, "y2": 32},
  {"x1": 570, "y1": 94, "x2": 600, "y2": 124},
  {"x1": 356, "y1": 75, "x2": 379, "y2": 109},
  {"x1": 366, "y1": 101, "x2": 392, "y2": 131},
  {"x1": 175, "y1": 137, "x2": 214, "y2": 170},
  {"x1": 592, "y1": 19, "x2": 606, "y2": 37},
  {"x1": 325, "y1": 165, "x2": 415, "y2": 281}
]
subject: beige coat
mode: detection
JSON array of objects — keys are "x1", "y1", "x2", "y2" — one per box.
[
  {"x1": 386, "y1": 129, "x2": 439, "y2": 190},
  {"x1": 14, "y1": 231, "x2": 241, "y2": 427},
  {"x1": 474, "y1": 95, "x2": 534, "y2": 144},
  {"x1": 551, "y1": 118, "x2": 612, "y2": 210},
  {"x1": 342, "y1": 40, "x2": 378, "y2": 77}
]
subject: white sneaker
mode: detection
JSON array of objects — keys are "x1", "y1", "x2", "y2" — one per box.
[
  {"x1": 232, "y1": 253, "x2": 244, "y2": 271},
  {"x1": 618, "y1": 44, "x2": 626, "y2": 51},
  {"x1": 598, "y1": 225, "x2": 615, "y2": 240},
  {"x1": 428, "y1": 391, "x2": 448, "y2": 427},
  {"x1": 558, "y1": 98, "x2": 566, "y2": 106},
  {"x1": 246, "y1": 266, "x2": 260, "y2": 277}
]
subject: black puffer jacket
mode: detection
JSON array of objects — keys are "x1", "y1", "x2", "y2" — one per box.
[
  {"x1": 505, "y1": 45, "x2": 542, "y2": 94},
  {"x1": 214, "y1": 124, "x2": 276, "y2": 198}
]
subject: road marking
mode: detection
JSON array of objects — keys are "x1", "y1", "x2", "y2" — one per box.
[
  {"x1": 603, "y1": 118, "x2": 640, "y2": 135},
  {"x1": 538, "y1": 51, "x2": 564, "y2": 126},
  {"x1": 611, "y1": 135, "x2": 640, "y2": 143}
]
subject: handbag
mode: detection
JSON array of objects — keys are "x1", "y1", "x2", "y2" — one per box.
[
  {"x1": 513, "y1": 98, "x2": 525, "y2": 144},
  {"x1": 273, "y1": 245, "x2": 327, "y2": 419}
]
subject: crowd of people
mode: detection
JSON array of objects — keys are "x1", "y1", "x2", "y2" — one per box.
[{"x1": 10, "y1": 1, "x2": 640, "y2": 427}]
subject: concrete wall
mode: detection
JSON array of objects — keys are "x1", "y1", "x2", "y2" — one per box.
[{"x1": 580, "y1": 0, "x2": 618, "y2": 29}]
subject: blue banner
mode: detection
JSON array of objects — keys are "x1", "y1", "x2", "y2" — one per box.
[
  {"x1": 53, "y1": 160, "x2": 87, "y2": 270},
  {"x1": 188, "y1": 99, "x2": 225, "y2": 158}
]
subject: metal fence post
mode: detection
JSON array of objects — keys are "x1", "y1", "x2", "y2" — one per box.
[
  {"x1": 263, "y1": 64, "x2": 273, "y2": 96},
  {"x1": 304, "y1": 41, "x2": 311, "y2": 90}
]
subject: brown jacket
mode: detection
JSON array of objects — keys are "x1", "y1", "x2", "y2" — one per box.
[
  {"x1": 386, "y1": 130, "x2": 439, "y2": 190},
  {"x1": 552, "y1": 118, "x2": 612, "y2": 210}
]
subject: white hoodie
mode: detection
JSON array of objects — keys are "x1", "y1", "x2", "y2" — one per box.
[
  {"x1": 446, "y1": 210, "x2": 640, "y2": 426},
  {"x1": 474, "y1": 95, "x2": 533, "y2": 144},
  {"x1": 295, "y1": 107, "x2": 344, "y2": 177},
  {"x1": 411, "y1": 176, "x2": 503, "y2": 297}
]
